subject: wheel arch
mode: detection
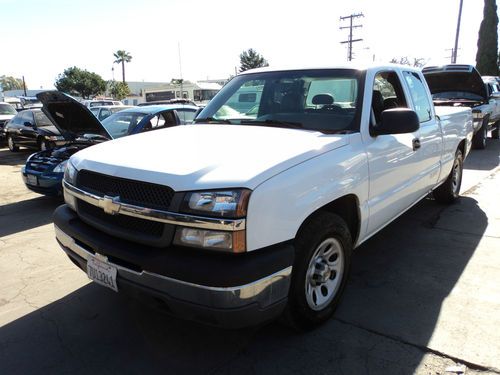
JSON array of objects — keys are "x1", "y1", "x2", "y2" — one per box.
[{"x1": 296, "y1": 194, "x2": 361, "y2": 246}]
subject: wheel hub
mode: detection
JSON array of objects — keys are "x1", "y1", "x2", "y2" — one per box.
[{"x1": 311, "y1": 258, "x2": 331, "y2": 285}]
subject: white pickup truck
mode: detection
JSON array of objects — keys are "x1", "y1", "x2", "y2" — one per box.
[{"x1": 54, "y1": 64, "x2": 473, "y2": 329}]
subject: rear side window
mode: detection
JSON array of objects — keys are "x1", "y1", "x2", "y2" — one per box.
[{"x1": 403, "y1": 72, "x2": 432, "y2": 123}]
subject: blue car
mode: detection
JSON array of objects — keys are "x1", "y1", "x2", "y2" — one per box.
[{"x1": 22, "y1": 91, "x2": 199, "y2": 196}]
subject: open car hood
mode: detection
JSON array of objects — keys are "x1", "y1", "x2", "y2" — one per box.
[
  {"x1": 422, "y1": 64, "x2": 488, "y2": 100},
  {"x1": 36, "y1": 91, "x2": 112, "y2": 141}
]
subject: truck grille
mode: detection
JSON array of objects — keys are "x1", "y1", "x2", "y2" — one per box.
[
  {"x1": 78, "y1": 200, "x2": 164, "y2": 238},
  {"x1": 76, "y1": 170, "x2": 174, "y2": 210}
]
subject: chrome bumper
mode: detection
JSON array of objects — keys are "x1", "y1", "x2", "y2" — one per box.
[{"x1": 55, "y1": 225, "x2": 292, "y2": 311}]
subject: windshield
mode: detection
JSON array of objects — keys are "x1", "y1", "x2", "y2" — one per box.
[
  {"x1": 101, "y1": 112, "x2": 147, "y2": 139},
  {"x1": 196, "y1": 69, "x2": 362, "y2": 133},
  {"x1": 0, "y1": 104, "x2": 17, "y2": 115}
]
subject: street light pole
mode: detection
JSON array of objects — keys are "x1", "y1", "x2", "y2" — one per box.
[{"x1": 452, "y1": 0, "x2": 464, "y2": 64}]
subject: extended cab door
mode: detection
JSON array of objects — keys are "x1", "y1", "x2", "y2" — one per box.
[
  {"x1": 363, "y1": 70, "x2": 424, "y2": 236},
  {"x1": 401, "y1": 70, "x2": 442, "y2": 193}
]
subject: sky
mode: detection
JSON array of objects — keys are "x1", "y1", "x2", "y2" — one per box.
[{"x1": 0, "y1": 0, "x2": 496, "y2": 90}]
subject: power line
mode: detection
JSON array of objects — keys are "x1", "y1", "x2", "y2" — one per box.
[{"x1": 340, "y1": 13, "x2": 364, "y2": 61}]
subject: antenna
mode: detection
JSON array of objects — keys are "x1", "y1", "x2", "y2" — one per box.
[{"x1": 340, "y1": 13, "x2": 364, "y2": 61}]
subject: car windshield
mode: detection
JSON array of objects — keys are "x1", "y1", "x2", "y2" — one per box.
[
  {"x1": 34, "y1": 111, "x2": 53, "y2": 127},
  {"x1": 101, "y1": 112, "x2": 147, "y2": 139},
  {"x1": 195, "y1": 69, "x2": 362, "y2": 133},
  {"x1": 0, "y1": 104, "x2": 17, "y2": 115}
]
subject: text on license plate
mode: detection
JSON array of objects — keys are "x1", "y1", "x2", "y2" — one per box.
[{"x1": 87, "y1": 256, "x2": 118, "y2": 292}]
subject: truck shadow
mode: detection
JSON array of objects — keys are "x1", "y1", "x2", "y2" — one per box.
[
  {"x1": 0, "y1": 197, "x2": 61, "y2": 238},
  {"x1": 0, "y1": 196, "x2": 487, "y2": 374}
]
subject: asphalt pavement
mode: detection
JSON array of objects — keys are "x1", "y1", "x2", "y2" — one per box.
[{"x1": 0, "y1": 139, "x2": 499, "y2": 375}]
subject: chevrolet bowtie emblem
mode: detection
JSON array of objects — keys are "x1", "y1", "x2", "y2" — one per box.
[{"x1": 99, "y1": 195, "x2": 121, "y2": 215}]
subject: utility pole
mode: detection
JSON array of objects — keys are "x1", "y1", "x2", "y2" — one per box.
[
  {"x1": 340, "y1": 13, "x2": 364, "y2": 61},
  {"x1": 22, "y1": 76, "x2": 27, "y2": 96},
  {"x1": 452, "y1": 0, "x2": 464, "y2": 63}
]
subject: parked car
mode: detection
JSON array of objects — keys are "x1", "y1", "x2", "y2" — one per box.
[
  {"x1": 89, "y1": 105, "x2": 134, "y2": 121},
  {"x1": 53, "y1": 64, "x2": 473, "y2": 329},
  {"x1": 21, "y1": 91, "x2": 199, "y2": 196},
  {"x1": 4, "y1": 109, "x2": 66, "y2": 151},
  {"x1": 81, "y1": 99, "x2": 123, "y2": 108},
  {"x1": 0, "y1": 102, "x2": 18, "y2": 143},
  {"x1": 423, "y1": 64, "x2": 500, "y2": 146}
]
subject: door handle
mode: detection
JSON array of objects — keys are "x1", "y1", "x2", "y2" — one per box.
[{"x1": 412, "y1": 138, "x2": 421, "y2": 151}]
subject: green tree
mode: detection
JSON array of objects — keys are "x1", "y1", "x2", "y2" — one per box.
[
  {"x1": 0, "y1": 75, "x2": 24, "y2": 91},
  {"x1": 113, "y1": 50, "x2": 132, "y2": 83},
  {"x1": 239, "y1": 49, "x2": 269, "y2": 72},
  {"x1": 108, "y1": 81, "x2": 131, "y2": 100},
  {"x1": 55, "y1": 67, "x2": 106, "y2": 99},
  {"x1": 475, "y1": 0, "x2": 499, "y2": 75}
]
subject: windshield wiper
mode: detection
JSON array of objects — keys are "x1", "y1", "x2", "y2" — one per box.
[
  {"x1": 240, "y1": 119, "x2": 304, "y2": 129},
  {"x1": 194, "y1": 117, "x2": 233, "y2": 124}
]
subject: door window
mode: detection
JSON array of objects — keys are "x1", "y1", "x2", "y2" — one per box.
[
  {"x1": 403, "y1": 72, "x2": 432, "y2": 122},
  {"x1": 372, "y1": 71, "x2": 408, "y2": 124}
]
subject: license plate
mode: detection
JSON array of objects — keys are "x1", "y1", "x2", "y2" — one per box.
[
  {"x1": 27, "y1": 174, "x2": 38, "y2": 186},
  {"x1": 87, "y1": 256, "x2": 118, "y2": 292}
]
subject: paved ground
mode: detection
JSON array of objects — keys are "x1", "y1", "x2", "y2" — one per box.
[{"x1": 0, "y1": 139, "x2": 499, "y2": 375}]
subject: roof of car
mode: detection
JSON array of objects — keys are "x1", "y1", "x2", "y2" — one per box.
[
  {"x1": 239, "y1": 63, "x2": 422, "y2": 75},
  {"x1": 116, "y1": 104, "x2": 199, "y2": 115}
]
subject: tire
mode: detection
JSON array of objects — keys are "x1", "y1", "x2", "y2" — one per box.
[
  {"x1": 472, "y1": 118, "x2": 488, "y2": 149},
  {"x1": 7, "y1": 135, "x2": 19, "y2": 152},
  {"x1": 492, "y1": 121, "x2": 500, "y2": 139},
  {"x1": 433, "y1": 149, "x2": 463, "y2": 204},
  {"x1": 283, "y1": 212, "x2": 352, "y2": 330}
]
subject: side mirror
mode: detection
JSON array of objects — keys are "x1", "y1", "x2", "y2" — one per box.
[{"x1": 371, "y1": 108, "x2": 420, "y2": 136}]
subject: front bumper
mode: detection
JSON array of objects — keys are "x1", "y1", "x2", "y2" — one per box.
[
  {"x1": 53, "y1": 205, "x2": 294, "y2": 328},
  {"x1": 21, "y1": 168, "x2": 63, "y2": 196}
]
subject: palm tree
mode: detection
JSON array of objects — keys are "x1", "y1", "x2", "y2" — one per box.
[{"x1": 113, "y1": 50, "x2": 132, "y2": 83}]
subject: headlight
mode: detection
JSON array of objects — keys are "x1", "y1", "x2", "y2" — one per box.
[
  {"x1": 173, "y1": 228, "x2": 246, "y2": 253},
  {"x1": 175, "y1": 189, "x2": 251, "y2": 252},
  {"x1": 53, "y1": 160, "x2": 68, "y2": 173},
  {"x1": 63, "y1": 160, "x2": 78, "y2": 211},
  {"x1": 63, "y1": 160, "x2": 77, "y2": 185},
  {"x1": 45, "y1": 135, "x2": 65, "y2": 141},
  {"x1": 180, "y1": 189, "x2": 251, "y2": 218}
]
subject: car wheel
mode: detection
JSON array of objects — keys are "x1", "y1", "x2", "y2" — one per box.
[
  {"x1": 472, "y1": 119, "x2": 487, "y2": 149},
  {"x1": 283, "y1": 212, "x2": 352, "y2": 330},
  {"x1": 492, "y1": 121, "x2": 500, "y2": 139},
  {"x1": 7, "y1": 135, "x2": 19, "y2": 152},
  {"x1": 433, "y1": 149, "x2": 463, "y2": 204}
]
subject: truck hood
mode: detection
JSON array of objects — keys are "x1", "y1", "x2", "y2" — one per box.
[
  {"x1": 422, "y1": 64, "x2": 488, "y2": 100},
  {"x1": 36, "y1": 91, "x2": 112, "y2": 141},
  {"x1": 71, "y1": 124, "x2": 349, "y2": 191}
]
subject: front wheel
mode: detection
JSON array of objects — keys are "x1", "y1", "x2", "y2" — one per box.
[
  {"x1": 492, "y1": 121, "x2": 499, "y2": 139},
  {"x1": 472, "y1": 119, "x2": 487, "y2": 149},
  {"x1": 7, "y1": 135, "x2": 19, "y2": 152},
  {"x1": 433, "y1": 149, "x2": 463, "y2": 204},
  {"x1": 283, "y1": 212, "x2": 352, "y2": 330}
]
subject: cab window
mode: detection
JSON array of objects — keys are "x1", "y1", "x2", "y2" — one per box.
[
  {"x1": 403, "y1": 71, "x2": 432, "y2": 122},
  {"x1": 372, "y1": 71, "x2": 408, "y2": 124}
]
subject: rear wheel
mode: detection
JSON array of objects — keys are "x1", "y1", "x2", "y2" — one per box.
[
  {"x1": 283, "y1": 212, "x2": 352, "y2": 330},
  {"x1": 433, "y1": 149, "x2": 463, "y2": 204},
  {"x1": 472, "y1": 119, "x2": 488, "y2": 149},
  {"x1": 7, "y1": 135, "x2": 19, "y2": 152}
]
